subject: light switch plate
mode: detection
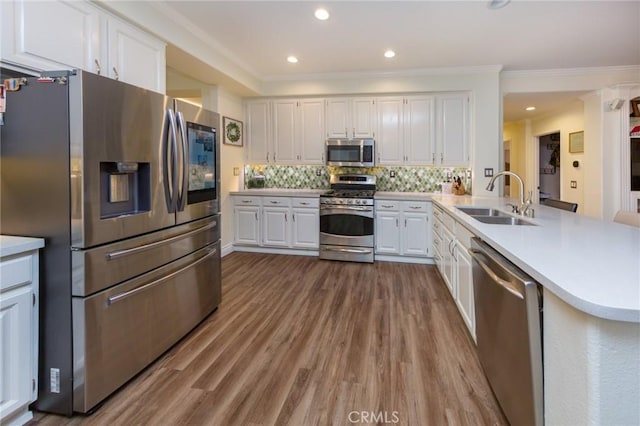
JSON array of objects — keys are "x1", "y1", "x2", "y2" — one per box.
[
  {"x1": 233, "y1": 167, "x2": 240, "y2": 176},
  {"x1": 484, "y1": 168, "x2": 494, "y2": 177}
]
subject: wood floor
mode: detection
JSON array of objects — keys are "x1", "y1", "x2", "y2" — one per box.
[{"x1": 30, "y1": 253, "x2": 507, "y2": 426}]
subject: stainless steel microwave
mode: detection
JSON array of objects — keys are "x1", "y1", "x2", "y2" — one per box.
[{"x1": 325, "y1": 138, "x2": 375, "y2": 167}]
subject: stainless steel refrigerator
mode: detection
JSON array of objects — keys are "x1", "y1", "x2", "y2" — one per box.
[{"x1": 0, "y1": 70, "x2": 222, "y2": 415}]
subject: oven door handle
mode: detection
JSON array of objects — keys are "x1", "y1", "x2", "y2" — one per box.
[
  {"x1": 320, "y1": 205, "x2": 373, "y2": 212},
  {"x1": 321, "y1": 247, "x2": 373, "y2": 254}
]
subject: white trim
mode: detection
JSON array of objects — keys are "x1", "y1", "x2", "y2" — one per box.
[
  {"x1": 221, "y1": 242, "x2": 235, "y2": 258},
  {"x1": 262, "y1": 65, "x2": 504, "y2": 83},
  {"x1": 502, "y1": 65, "x2": 640, "y2": 80},
  {"x1": 374, "y1": 255, "x2": 435, "y2": 265},
  {"x1": 233, "y1": 246, "x2": 319, "y2": 257}
]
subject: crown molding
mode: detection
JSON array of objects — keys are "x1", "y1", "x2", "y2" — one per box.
[
  {"x1": 261, "y1": 65, "x2": 504, "y2": 83},
  {"x1": 502, "y1": 65, "x2": 640, "y2": 79}
]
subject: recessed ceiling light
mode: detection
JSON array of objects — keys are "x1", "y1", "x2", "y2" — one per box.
[
  {"x1": 287, "y1": 56, "x2": 298, "y2": 64},
  {"x1": 525, "y1": 106, "x2": 536, "y2": 111},
  {"x1": 487, "y1": 0, "x2": 510, "y2": 9},
  {"x1": 314, "y1": 8, "x2": 330, "y2": 20},
  {"x1": 384, "y1": 50, "x2": 396, "y2": 59}
]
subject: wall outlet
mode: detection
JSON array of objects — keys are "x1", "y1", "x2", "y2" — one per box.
[
  {"x1": 233, "y1": 167, "x2": 240, "y2": 176},
  {"x1": 389, "y1": 170, "x2": 396, "y2": 178},
  {"x1": 316, "y1": 168, "x2": 322, "y2": 176},
  {"x1": 484, "y1": 168, "x2": 494, "y2": 177},
  {"x1": 570, "y1": 180, "x2": 577, "y2": 189}
]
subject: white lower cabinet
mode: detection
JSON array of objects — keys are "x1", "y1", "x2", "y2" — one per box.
[
  {"x1": 233, "y1": 195, "x2": 319, "y2": 251},
  {"x1": 375, "y1": 200, "x2": 432, "y2": 261},
  {"x1": 0, "y1": 238, "x2": 42, "y2": 426},
  {"x1": 433, "y1": 204, "x2": 476, "y2": 341}
]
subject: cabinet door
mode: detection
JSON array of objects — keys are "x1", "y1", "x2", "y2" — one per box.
[
  {"x1": 437, "y1": 93, "x2": 469, "y2": 166},
  {"x1": 404, "y1": 96, "x2": 435, "y2": 165},
  {"x1": 246, "y1": 100, "x2": 271, "y2": 164},
  {"x1": 376, "y1": 96, "x2": 404, "y2": 165},
  {"x1": 326, "y1": 98, "x2": 349, "y2": 138},
  {"x1": 0, "y1": 285, "x2": 33, "y2": 421},
  {"x1": 107, "y1": 17, "x2": 166, "y2": 93},
  {"x1": 234, "y1": 206, "x2": 261, "y2": 245},
  {"x1": 402, "y1": 213, "x2": 429, "y2": 257},
  {"x1": 455, "y1": 246, "x2": 475, "y2": 341},
  {"x1": 351, "y1": 97, "x2": 376, "y2": 138},
  {"x1": 292, "y1": 208, "x2": 319, "y2": 249},
  {"x1": 441, "y1": 227, "x2": 456, "y2": 296},
  {"x1": 1, "y1": 0, "x2": 103, "y2": 73},
  {"x1": 375, "y1": 211, "x2": 401, "y2": 254},
  {"x1": 272, "y1": 99, "x2": 297, "y2": 164},
  {"x1": 262, "y1": 207, "x2": 290, "y2": 247},
  {"x1": 299, "y1": 99, "x2": 325, "y2": 164}
]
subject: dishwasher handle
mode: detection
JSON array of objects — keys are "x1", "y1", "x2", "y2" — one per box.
[{"x1": 468, "y1": 248, "x2": 524, "y2": 300}]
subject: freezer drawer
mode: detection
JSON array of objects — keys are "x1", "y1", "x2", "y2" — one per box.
[
  {"x1": 72, "y1": 241, "x2": 221, "y2": 413},
  {"x1": 72, "y1": 216, "x2": 219, "y2": 296}
]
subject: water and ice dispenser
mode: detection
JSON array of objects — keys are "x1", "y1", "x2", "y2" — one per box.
[{"x1": 100, "y1": 161, "x2": 150, "y2": 218}]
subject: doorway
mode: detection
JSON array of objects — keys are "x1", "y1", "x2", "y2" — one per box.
[
  {"x1": 538, "y1": 132, "x2": 561, "y2": 202},
  {"x1": 504, "y1": 140, "x2": 511, "y2": 197}
]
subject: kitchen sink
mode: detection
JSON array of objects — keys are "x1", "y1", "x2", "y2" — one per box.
[
  {"x1": 456, "y1": 206, "x2": 536, "y2": 226},
  {"x1": 473, "y1": 216, "x2": 535, "y2": 226},
  {"x1": 456, "y1": 206, "x2": 509, "y2": 217}
]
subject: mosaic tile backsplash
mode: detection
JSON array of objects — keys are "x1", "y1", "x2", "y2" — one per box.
[{"x1": 244, "y1": 165, "x2": 472, "y2": 194}]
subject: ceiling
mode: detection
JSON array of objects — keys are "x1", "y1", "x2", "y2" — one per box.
[{"x1": 158, "y1": 1, "x2": 640, "y2": 120}]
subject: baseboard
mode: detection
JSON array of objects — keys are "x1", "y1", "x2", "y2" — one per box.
[
  {"x1": 222, "y1": 242, "x2": 235, "y2": 257},
  {"x1": 374, "y1": 255, "x2": 435, "y2": 265},
  {"x1": 233, "y1": 245, "x2": 319, "y2": 257}
]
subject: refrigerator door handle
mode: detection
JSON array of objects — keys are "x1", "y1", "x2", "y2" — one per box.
[
  {"x1": 165, "y1": 108, "x2": 179, "y2": 213},
  {"x1": 105, "y1": 220, "x2": 217, "y2": 260},
  {"x1": 176, "y1": 111, "x2": 188, "y2": 212},
  {"x1": 106, "y1": 246, "x2": 217, "y2": 305}
]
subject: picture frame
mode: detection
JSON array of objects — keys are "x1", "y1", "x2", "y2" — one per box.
[
  {"x1": 569, "y1": 131, "x2": 584, "y2": 153},
  {"x1": 223, "y1": 116, "x2": 243, "y2": 147}
]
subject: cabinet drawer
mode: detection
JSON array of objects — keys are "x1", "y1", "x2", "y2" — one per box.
[
  {"x1": 233, "y1": 196, "x2": 262, "y2": 206},
  {"x1": 441, "y1": 211, "x2": 455, "y2": 233},
  {"x1": 292, "y1": 197, "x2": 319, "y2": 208},
  {"x1": 0, "y1": 254, "x2": 33, "y2": 291},
  {"x1": 263, "y1": 197, "x2": 292, "y2": 207},
  {"x1": 433, "y1": 218, "x2": 443, "y2": 239},
  {"x1": 433, "y1": 205, "x2": 444, "y2": 221},
  {"x1": 456, "y1": 223, "x2": 475, "y2": 251},
  {"x1": 375, "y1": 200, "x2": 401, "y2": 211},
  {"x1": 401, "y1": 201, "x2": 428, "y2": 212}
]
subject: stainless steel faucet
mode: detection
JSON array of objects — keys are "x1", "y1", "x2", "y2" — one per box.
[{"x1": 485, "y1": 171, "x2": 533, "y2": 217}]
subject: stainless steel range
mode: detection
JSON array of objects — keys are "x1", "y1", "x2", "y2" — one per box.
[{"x1": 319, "y1": 174, "x2": 376, "y2": 263}]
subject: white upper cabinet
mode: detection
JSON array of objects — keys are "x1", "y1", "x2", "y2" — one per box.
[
  {"x1": 377, "y1": 95, "x2": 434, "y2": 166},
  {"x1": 245, "y1": 100, "x2": 272, "y2": 164},
  {"x1": 404, "y1": 95, "x2": 435, "y2": 165},
  {"x1": 326, "y1": 97, "x2": 376, "y2": 139},
  {"x1": 106, "y1": 17, "x2": 166, "y2": 93},
  {"x1": 271, "y1": 98, "x2": 326, "y2": 165},
  {"x1": 376, "y1": 96, "x2": 404, "y2": 165},
  {"x1": 1, "y1": 0, "x2": 166, "y2": 93},
  {"x1": 1, "y1": 0, "x2": 103, "y2": 73},
  {"x1": 436, "y1": 93, "x2": 470, "y2": 166}
]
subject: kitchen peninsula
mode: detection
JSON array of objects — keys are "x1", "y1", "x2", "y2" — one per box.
[{"x1": 433, "y1": 195, "x2": 640, "y2": 426}]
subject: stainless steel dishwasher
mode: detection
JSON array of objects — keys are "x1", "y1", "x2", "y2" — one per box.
[{"x1": 468, "y1": 238, "x2": 543, "y2": 426}]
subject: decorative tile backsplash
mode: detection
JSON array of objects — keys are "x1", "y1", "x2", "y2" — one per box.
[{"x1": 244, "y1": 165, "x2": 472, "y2": 194}]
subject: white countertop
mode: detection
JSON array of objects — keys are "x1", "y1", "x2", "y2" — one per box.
[
  {"x1": 432, "y1": 196, "x2": 640, "y2": 323},
  {"x1": 230, "y1": 189, "x2": 325, "y2": 197},
  {"x1": 0, "y1": 235, "x2": 45, "y2": 258}
]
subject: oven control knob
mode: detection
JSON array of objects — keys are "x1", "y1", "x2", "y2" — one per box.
[{"x1": 355, "y1": 199, "x2": 361, "y2": 205}]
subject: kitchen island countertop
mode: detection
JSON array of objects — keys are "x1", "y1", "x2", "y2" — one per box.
[{"x1": 432, "y1": 196, "x2": 640, "y2": 323}]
